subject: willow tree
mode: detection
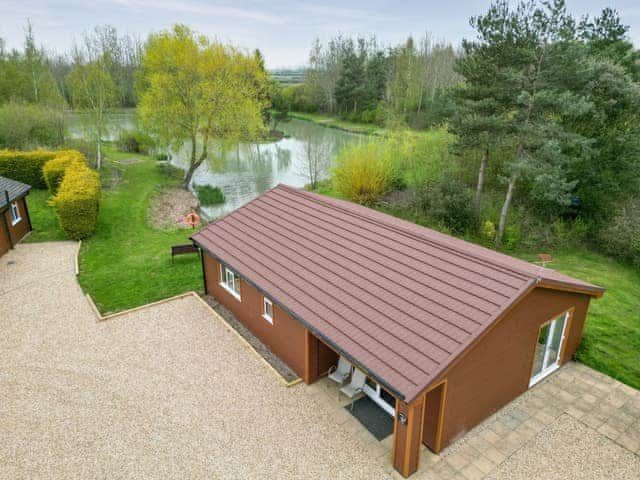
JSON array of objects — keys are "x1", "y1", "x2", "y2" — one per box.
[{"x1": 137, "y1": 25, "x2": 267, "y2": 189}]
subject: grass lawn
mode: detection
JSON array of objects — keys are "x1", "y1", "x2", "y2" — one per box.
[
  {"x1": 25, "y1": 145, "x2": 202, "y2": 315},
  {"x1": 313, "y1": 190, "x2": 640, "y2": 390},
  {"x1": 288, "y1": 111, "x2": 384, "y2": 135},
  {"x1": 77, "y1": 147, "x2": 202, "y2": 314},
  {"x1": 23, "y1": 189, "x2": 67, "y2": 242},
  {"x1": 516, "y1": 249, "x2": 640, "y2": 390}
]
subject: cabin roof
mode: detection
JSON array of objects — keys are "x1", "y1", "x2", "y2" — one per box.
[
  {"x1": 0, "y1": 176, "x2": 30, "y2": 210},
  {"x1": 192, "y1": 184, "x2": 604, "y2": 401}
]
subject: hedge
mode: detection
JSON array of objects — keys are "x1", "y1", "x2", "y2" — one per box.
[
  {"x1": 53, "y1": 161, "x2": 101, "y2": 239},
  {"x1": 43, "y1": 151, "x2": 87, "y2": 195},
  {"x1": 0, "y1": 150, "x2": 57, "y2": 188}
]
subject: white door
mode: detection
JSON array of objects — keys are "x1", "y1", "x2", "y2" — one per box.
[
  {"x1": 530, "y1": 311, "x2": 570, "y2": 386},
  {"x1": 363, "y1": 377, "x2": 396, "y2": 416}
]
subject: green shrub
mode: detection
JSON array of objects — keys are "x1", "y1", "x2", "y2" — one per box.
[
  {"x1": 53, "y1": 163, "x2": 101, "y2": 239},
  {"x1": 598, "y1": 199, "x2": 640, "y2": 267},
  {"x1": 0, "y1": 102, "x2": 65, "y2": 150},
  {"x1": 63, "y1": 139, "x2": 97, "y2": 167},
  {"x1": 43, "y1": 150, "x2": 86, "y2": 195},
  {"x1": 116, "y1": 130, "x2": 155, "y2": 154},
  {"x1": 333, "y1": 142, "x2": 396, "y2": 205},
  {"x1": 417, "y1": 175, "x2": 474, "y2": 234},
  {"x1": 156, "y1": 161, "x2": 183, "y2": 180},
  {"x1": 195, "y1": 184, "x2": 225, "y2": 205},
  {"x1": 0, "y1": 149, "x2": 57, "y2": 187},
  {"x1": 480, "y1": 220, "x2": 496, "y2": 245}
]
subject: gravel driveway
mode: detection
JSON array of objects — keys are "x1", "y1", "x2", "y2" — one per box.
[
  {"x1": 2, "y1": 242, "x2": 640, "y2": 480},
  {"x1": 0, "y1": 242, "x2": 394, "y2": 479}
]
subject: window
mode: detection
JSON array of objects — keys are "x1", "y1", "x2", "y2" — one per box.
[
  {"x1": 10, "y1": 201, "x2": 21, "y2": 225},
  {"x1": 220, "y1": 264, "x2": 241, "y2": 300},
  {"x1": 530, "y1": 311, "x2": 570, "y2": 386},
  {"x1": 263, "y1": 297, "x2": 273, "y2": 324}
]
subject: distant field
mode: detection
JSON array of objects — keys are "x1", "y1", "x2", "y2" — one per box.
[{"x1": 269, "y1": 69, "x2": 305, "y2": 85}]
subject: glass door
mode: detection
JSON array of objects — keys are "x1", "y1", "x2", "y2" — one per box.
[
  {"x1": 530, "y1": 311, "x2": 569, "y2": 386},
  {"x1": 363, "y1": 377, "x2": 396, "y2": 416}
]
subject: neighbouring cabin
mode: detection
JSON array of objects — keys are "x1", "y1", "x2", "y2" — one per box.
[
  {"x1": 191, "y1": 184, "x2": 604, "y2": 478},
  {"x1": 0, "y1": 176, "x2": 32, "y2": 257}
]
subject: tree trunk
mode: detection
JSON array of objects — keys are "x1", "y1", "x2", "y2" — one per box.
[
  {"x1": 474, "y1": 149, "x2": 488, "y2": 218},
  {"x1": 182, "y1": 135, "x2": 198, "y2": 189},
  {"x1": 496, "y1": 171, "x2": 518, "y2": 247},
  {"x1": 96, "y1": 138, "x2": 102, "y2": 170},
  {"x1": 182, "y1": 162, "x2": 199, "y2": 189}
]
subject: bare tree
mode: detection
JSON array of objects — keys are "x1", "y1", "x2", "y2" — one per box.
[{"x1": 298, "y1": 133, "x2": 331, "y2": 190}]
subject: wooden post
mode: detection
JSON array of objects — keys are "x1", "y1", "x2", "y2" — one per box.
[
  {"x1": 304, "y1": 329, "x2": 318, "y2": 384},
  {"x1": 392, "y1": 395, "x2": 426, "y2": 477}
]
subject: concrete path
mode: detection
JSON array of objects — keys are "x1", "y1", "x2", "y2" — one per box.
[{"x1": 1, "y1": 242, "x2": 639, "y2": 479}]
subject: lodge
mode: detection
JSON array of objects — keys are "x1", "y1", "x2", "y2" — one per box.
[
  {"x1": 191, "y1": 184, "x2": 604, "y2": 477},
  {"x1": 0, "y1": 176, "x2": 32, "y2": 257}
]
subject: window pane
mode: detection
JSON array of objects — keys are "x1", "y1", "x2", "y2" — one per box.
[
  {"x1": 544, "y1": 314, "x2": 566, "y2": 370},
  {"x1": 265, "y1": 299, "x2": 273, "y2": 318},
  {"x1": 233, "y1": 274, "x2": 240, "y2": 294},
  {"x1": 531, "y1": 323, "x2": 550, "y2": 378}
]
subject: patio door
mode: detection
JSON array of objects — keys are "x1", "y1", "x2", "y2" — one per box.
[
  {"x1": 363, "y1": 377, "x2": 395, "y2": 416},
  {"x1": 530, "y1": 311, "x2": 570, "y2": 386}
]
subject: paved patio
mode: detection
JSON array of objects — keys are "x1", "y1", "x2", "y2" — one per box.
[{"x1": 1, "y1": 242, "x2": 639, "y2": 479}]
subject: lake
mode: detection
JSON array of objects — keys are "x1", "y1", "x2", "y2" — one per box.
[
  {"x1": 170, "y1": 119, "x2": 361, "y2": 218},
  {"x1": 69, "y1": 111, "x2": 362, "y2": 219}
]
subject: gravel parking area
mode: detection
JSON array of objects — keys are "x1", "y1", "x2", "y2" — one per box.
[
  {"x1": 0, "y1": 242, "x2": 393, "y2": 479},
  {"x1": 2, "y1": 242, "x2": 639, "y2": 479}
]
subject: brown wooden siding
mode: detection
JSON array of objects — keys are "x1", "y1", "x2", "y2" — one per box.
[
  {"x1": 0, "y1": 217, "x2": 9, "y2": 256},
  {"x1": 203, "y1": 253, "x2": 307, "y2": 378},
  {"x1": 435, "y1": 287, "x2": 591, "y2": 450},
  {"x1": 1, "y1": 197, "x2": 31, "y2": 257}
]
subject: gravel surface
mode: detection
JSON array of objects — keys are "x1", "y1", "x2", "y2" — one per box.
[
  {"x1": 0, "y1": 242, "x2": 393, "y2": 480},
  {"x1": 201, "y1": 294, "x2": 299, "y2": 383},
  {"x1": 487, "y1": 414, "x2": 640, "y2": 480}
]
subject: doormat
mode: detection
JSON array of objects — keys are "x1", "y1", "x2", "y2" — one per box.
[{"x1": 345, "y1": 396, "x2": 394, "y2": 441}]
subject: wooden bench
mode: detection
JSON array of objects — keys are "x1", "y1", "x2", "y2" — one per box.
[{"x1": 171, "y1": 244, "x2": 200, "y2": 263}]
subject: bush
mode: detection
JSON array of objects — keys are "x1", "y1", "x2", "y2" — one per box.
[
  {"x1": 0, "y1": 150, "x2": 57, "y2": 187},
  {"x1": 53, "y1": 161, "x2": 101, "y2": 239},
  {"x1": 597, "y1": 199, "x2": 640, "y2": 267},
  {"x1": 43, "y1": 151, "x2": 86, "y2": 195},
  {"x1": 63, "y1": 139, "x2": 97, "y2": 167},
  {"x1": 195, "y1": 184, "x2": 225, "y2": 205},
  {"x1": 116, "y1": 130, "x2": 155, "y2": 154},
  {"x1": 417, "y1": 175, "x2": 474, "y2": 233},
  {"x1": 480, "y1": 220, "x2": 496, "y2": 245},
  {"x1": 0, "y1": 102, "x2": 66, "y2": 150},
  {"x1": 333, "y1": 142, "x2": 396, "y2": 205}
]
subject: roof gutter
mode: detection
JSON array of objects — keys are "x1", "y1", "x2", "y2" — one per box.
[{"x1": 191, "y1": 237, "x2": 407, "y2": 401}]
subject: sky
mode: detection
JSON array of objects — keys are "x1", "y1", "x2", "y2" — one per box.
[{"x1": 1, "y1": 0, "x2": 639, "y2": 68}]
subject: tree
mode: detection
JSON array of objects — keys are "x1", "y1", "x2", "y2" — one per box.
[
  {"x1": 268, "y1": 80, "x2": 290, "y2": 132},
  {"x1": 66, "y1": 51, "x2": 117, "y2": 170},
  {"x1": 137, "y1": 25, "x2": 266, "y2": 189},
  {"x1": 458, "y1": 0, "x2": 593, "y2": 246},
  {"x1": 298, "y1": 128, "x2": 330, "y2": 190}
]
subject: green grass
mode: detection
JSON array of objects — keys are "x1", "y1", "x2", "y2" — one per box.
[
  {"x1": 23, "y1": 189, "x2": 67, "y2": 242},
  {"x1": 515, "y1": 249, "x2": 640, "y2": 390},
  {"x1": 288, "y1": 111, "x2": 384, "y2": 135},
  {"x1": 314, "y1": 187, "x2": 640, "y2": 390},
  {"x1": 194, "y1": 184, "x2": 225, "y2": 205},
  {"x1": 75, "y1": 146, "x2": 202, "y2": 314}
]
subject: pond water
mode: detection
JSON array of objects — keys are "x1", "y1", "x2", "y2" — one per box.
[
  {"x1": 67, "y1": 110, "x2": 138, "y2": 141},
  {"x1": 68, "y1": 111, "x2": 362, "y2": 219},
  {"x1": 169, "y1": 119, "x2": 362, "y2": 219}
]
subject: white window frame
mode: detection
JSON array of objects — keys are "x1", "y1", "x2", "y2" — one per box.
[
  {"x1": 219, "y1": 264, "x2": 241, "y2": 300},
  {"x1": 262, "y1": 297, "x2": 274, "y2": 324},
  {"x1": 529, "y1": 311, "x2": 570, "y2": 387},
  {"x1": 10, "y1": 201, "x2": 21, "y2": 226}
]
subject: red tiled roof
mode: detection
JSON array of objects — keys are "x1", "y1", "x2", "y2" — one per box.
[{"x1": 192, "y1": 185, "x2": 604, "y2": 401}]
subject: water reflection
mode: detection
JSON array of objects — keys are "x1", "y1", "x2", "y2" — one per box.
[{"x1": 170, "y1": 118, "x2": 361, "y2": 219}]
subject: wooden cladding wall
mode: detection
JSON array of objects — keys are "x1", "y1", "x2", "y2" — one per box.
[
  {"x1": 203, "y1": 254, "x2": 307, "y2": 378},
  {"x1": 436, "y1": 287, "x2": 591, "y2": 450}
]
